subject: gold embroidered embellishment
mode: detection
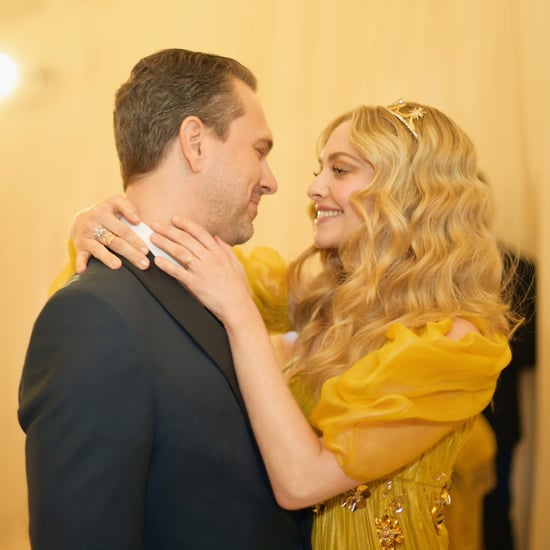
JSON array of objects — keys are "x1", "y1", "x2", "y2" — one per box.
[
  {"x1": 431, "y1": 486, "x2": 452, "y2": 534},
  {"x1": 341, "y1": 484, "x2": 371, "y2": 512},
  {"x1": 388, "y1": 494, "x2": 405, "y2": 515},
  {"x1": 375, "y1": 514, "x2": 405, "y2": 549}
]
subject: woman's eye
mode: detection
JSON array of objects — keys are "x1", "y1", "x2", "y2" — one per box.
[{"x1": 313, "y1": 165, "x2": 348, "y2": 176}]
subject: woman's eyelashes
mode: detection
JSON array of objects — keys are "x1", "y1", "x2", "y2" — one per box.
[
  {"x1": 312, "y1": 164, "x2": 349, "y2": 177},
  {"x1": 332, "y1": 165, "x2": 347, "y2": 176}
]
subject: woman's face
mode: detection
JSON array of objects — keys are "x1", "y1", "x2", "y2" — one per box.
[{"x1": 307, "y1": 120, "x2": 375, "y2": 249}]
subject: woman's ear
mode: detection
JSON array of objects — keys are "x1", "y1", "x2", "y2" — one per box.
[{"x1": 179, "y1": 116, "x2": 204, "y2": 173}]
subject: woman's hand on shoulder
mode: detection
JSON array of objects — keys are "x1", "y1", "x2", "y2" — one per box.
[{"x1": 70, "y1": 194, "x2": 150, "y2": 273}]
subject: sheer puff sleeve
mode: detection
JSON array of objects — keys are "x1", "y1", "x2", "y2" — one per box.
[
  {"x1": 233, "y1": 246, "x2": 291, "y2": 334},
  {"x1": 310, "y1": 320, "x2": 511, "y2": 481}
]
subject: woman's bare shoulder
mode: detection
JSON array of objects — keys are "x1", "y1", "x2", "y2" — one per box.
[{"x1": 446, "y1": 317, "x2": 481, "y2": 341}]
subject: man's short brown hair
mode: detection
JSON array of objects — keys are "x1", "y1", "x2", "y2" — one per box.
[{"x1": 113, "y1": 48, "x2": 257, "y2": 187}]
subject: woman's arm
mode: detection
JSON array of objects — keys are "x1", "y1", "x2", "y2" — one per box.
[
  {"x1": 151, "y1": 218, "x2": 361, "y2": 507},
  {"x1": 69, "y1": 194, "x2": 150, "y2": 273},
  {"x1": 150, "y1": 217, "x2": 458, "y2": 509}
]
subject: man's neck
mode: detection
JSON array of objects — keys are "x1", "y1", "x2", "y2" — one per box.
[{"x1": 124, "y1": 182, "x2": 177, "y2": 227}]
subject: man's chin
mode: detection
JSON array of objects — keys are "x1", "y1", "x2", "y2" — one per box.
[
  {"x1": 222, "y1": 222, "x2": 254, "y2": 246},
  {"x1": 234, "y1": 227, "x2": 254, "y2": 245}
]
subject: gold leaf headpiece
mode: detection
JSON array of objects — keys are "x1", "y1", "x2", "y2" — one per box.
[{"x1": 385, "y1": 99, "x2": 425, "y2": 140}]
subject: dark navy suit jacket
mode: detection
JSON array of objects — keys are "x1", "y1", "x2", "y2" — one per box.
[{"x1": 19, "y1": 257, "x2": 311, "y2": 549}]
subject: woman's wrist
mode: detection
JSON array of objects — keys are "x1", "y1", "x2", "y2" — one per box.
[{"x1": 223, "y1": 297, "x2": 265, "y2": 335}]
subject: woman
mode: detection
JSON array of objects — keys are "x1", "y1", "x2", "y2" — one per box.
[{"x1": 66, "y1": 100, "x2": 514, "y2": 549}]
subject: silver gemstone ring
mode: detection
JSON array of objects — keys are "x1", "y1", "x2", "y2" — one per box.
[{"x1": 93, "y1": 226, "x2": 107, "y2": 242}]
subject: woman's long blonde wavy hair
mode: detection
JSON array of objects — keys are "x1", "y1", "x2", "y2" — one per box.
[{"x1": 285, "y1": 102, "x2": 517, "y2": 400}]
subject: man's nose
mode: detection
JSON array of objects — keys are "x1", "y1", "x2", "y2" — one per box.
[{"x1": 260, "y1": 161, "x2": 278, "y2": 195}]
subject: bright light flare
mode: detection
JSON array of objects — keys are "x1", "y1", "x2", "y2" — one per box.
[{"x1": 0, "y1": 53, "x2": 18, "y2": 99}]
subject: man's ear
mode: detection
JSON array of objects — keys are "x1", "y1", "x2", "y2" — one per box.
[{"x1": 179, "y1": 116, "x2": 204, "y2": 173}]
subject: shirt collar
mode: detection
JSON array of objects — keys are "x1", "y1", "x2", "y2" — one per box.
[{"x1": 120, "y1": 217, "x2": 180, "y2": 265}]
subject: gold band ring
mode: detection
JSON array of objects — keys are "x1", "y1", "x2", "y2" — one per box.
[
  {"x1": 93, "y1": 226, "x2": 116, "y2": 247},
  {"x1": 104, "y1": 233, "x2": 116, "y2": 246}
]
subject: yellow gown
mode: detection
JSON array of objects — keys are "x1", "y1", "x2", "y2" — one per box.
[{"x1": 238, "y1": 247, "x2": 511, "y2": 550}]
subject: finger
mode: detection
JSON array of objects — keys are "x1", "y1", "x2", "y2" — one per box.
[
  {"x1": 75, "y1": 250, "x2": 92, "y2": 274},
  {"x1": 107, "y1": 235, "x2": 150, "y2": 270},
  {"x1": 106, "y1": 194, "x2": 141, "y2": 224},
  {"x1": 150, "y1": 221, "x2": 188, "y2": 243},
  {"x1": 170, "y1": 216, "x2": 218, "y2": 249},
  {"x1": 90, "y1": 212, "x2": 149, "y2": 255},
  {"x1": 154, "y1": 255, "x2": 192, "y2": 285},
  {"x1": 214, "y1": 235, "x2": 238, "y2": 255},
  {"x1": 79, "y1": 240, "x2": 123, "y2": 272},
  {"x1": 150, "y1": 222, "x2": 207, "y2": 259},
  {"x1": 91, "y1": 227, "x2": 149, "y2": 271},
  {"x1": 150, "y1": 231, "x2": 200, "y2": 266}
]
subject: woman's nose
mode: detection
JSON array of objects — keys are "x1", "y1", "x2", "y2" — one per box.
[{"x1": 307, "y1": 174, "x2": 326, "y2": 200}]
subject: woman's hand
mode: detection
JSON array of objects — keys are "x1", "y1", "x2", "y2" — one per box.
[
  {"x1": 70, "y1": 194, "x2": 150, "y2": 273},
  {"x1": 150, "y1": 217, "x2": 254, "y2": 325}
]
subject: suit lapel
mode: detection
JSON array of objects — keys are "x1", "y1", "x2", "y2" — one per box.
[{"x1": 122, "y1": 254, "x2": 246, "y2": 412}]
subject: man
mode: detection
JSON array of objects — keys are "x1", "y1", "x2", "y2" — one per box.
[{"x1": 19, "y1": 48, "x2": 311, "y2": 549}]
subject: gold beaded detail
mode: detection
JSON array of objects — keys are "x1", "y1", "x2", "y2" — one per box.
[
  {"x1": 431, "y1": 485, "x2": 452, "y2": 533},
  {"x1": 312, "y1": 475, "x2": 451, "y2": 547},
  {"x1": 375, "y1": 514, "x2": 405, "y2": 549},
  {"x1": 341, "y1": 484, "x2": 371, "y2": 512}
]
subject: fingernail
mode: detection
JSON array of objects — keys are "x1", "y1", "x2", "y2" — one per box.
[
  {"x1": 140, "y1": 247, "x2": 149, "y2": 255},
  {"x1": 151, "y1": 222, "x2": 160, "y2": 230},
  {"x1": 139, "y1": 258, "x2": 149, "y2": 268}
]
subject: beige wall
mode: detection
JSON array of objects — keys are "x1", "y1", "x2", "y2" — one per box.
[
  {"x1": 1, "y1": 1, "x2": 548, "y2": 548},
  {"x1": 529, "y1": 18, "x2": 550, "y2": 545}
]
